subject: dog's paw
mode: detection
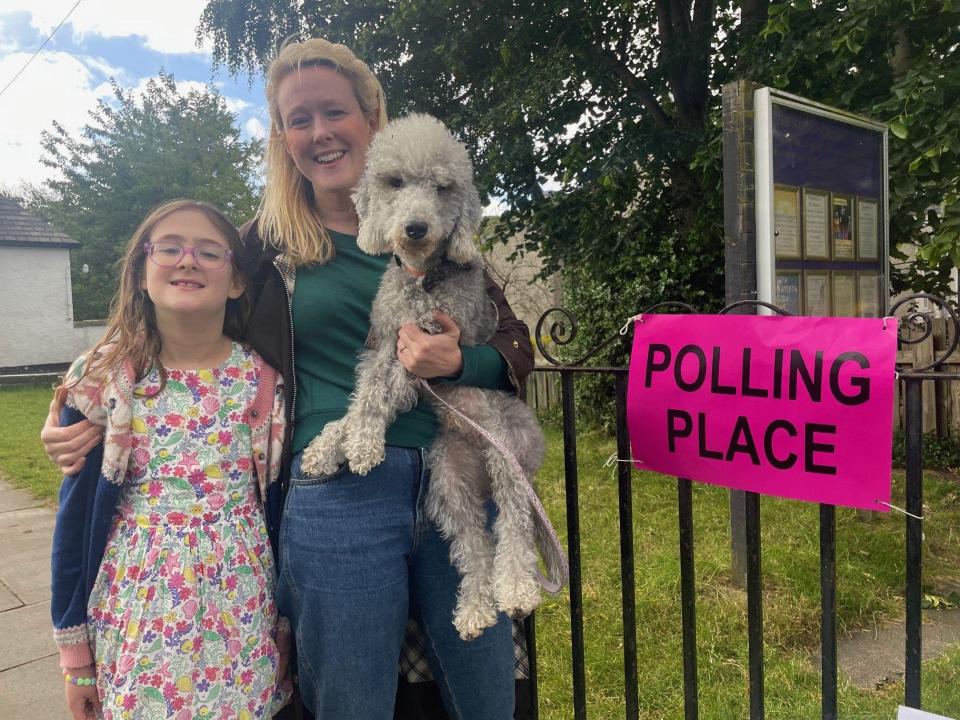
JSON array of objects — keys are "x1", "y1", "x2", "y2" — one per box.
[
  {"x1": 453, "y1": 602, "x2": 499, "y2": 641},
  {"x1": 301, "y1": 442, "x2": 342, "y2": 477},
  {"x1": 343, "y1": 423, "x2": 386, "y2": 475},
  {"x1": 301, "y1": 423, "x2": 346, "y2": 477},
  {"x1": 345, "y1": 441, "x2": 385, "y2": 476},
  {"x1": 494, "y1": 574, "x2": 542, "y2": 618}
]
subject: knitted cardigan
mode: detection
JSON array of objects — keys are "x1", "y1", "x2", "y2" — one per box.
[{"x1": 50, "y1": 346, "x2": 286, "y2": 668}]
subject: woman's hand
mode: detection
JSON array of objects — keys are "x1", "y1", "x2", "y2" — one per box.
[
  {"x1": 397, "y1": 312, "x2": 463, "y2": 379},
  {"x1": 40, "y1": 397, "x2": 103, "y2": 475},
  {"x1": 64, "y1": 666, "x2": 100, "y2": 719}
]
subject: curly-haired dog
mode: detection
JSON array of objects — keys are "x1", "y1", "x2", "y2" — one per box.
[{"x1": 301, "y1": 113, "x2": 566, "y2": 640}]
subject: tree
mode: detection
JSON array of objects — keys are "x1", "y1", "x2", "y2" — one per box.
[
  {"x1": 197, "y1": 0, "x2": 958, "y2": 420},
  {"x1": 750, "y1": 0, "x2": 960, "y2": 297},
  {"x1": 29, "y1": 72, "x2": 263, "y2": 320},
  {"x1": 197, "y1": 0, "x2": 743, "y2": 413}
]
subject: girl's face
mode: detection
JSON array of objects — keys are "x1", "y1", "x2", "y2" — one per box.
[
  {"x1": 277, "y1": 64, "x2": 377, "y2": 205},
  {"x1": 140, "y1": 209, "x2": 244, "y2": 324}
]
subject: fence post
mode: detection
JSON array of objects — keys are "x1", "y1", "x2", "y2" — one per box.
[
  {"x1": 820, "y1": 504, "x2": 837, "y2": 720},
  {"x1": 904, "y1": 376, "x2": 924, "y2": 707},
  {"x1": 561, "y1": 370, "x2": 587, "y2": 720},
  {"x1": 614, "y1": 373, "x2": 639, "y2": 720},
  {"x1": 745, "y1": 491, "x2": 765, "y2": 720},
  {"x1": 678, "y1": 477, "x2": 698, "y2": 720}
]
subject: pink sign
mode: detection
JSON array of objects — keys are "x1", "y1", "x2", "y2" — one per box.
[{"x1": 626, "y1": 315, "x2": 897, "y2": 511}]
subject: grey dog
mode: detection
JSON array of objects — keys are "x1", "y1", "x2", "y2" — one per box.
[{"x1": 301, "y1": 113, "x2": 565, "y2": 640}]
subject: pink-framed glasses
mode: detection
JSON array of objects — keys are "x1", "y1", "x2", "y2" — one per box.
[{"x1": 145, "y1": 241, "x2": 233, "y2": 270}]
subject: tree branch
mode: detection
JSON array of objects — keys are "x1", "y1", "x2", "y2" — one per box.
[{"x1": 590, "y1": 46, "x2": 673, "y2": 128}]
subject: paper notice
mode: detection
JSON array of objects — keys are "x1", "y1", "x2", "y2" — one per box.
[{"x1": 898, "y1": 707, "x2": 956, "y2": 720}]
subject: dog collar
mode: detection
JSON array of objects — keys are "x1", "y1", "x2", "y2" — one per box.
[
  {"x1": 421, "y1": 258, "x2": 473, "y2": 292},
  {"x1": 394, "y1": 254, "x2": 427, "y2": 278},
  {"x1": 393, "y1": 254, "x2": 473, "y2": 292}
]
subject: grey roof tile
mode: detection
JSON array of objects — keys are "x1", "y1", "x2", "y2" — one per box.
[{"x1": 0, "y1": 197, "x2": 78, "y2": 247}]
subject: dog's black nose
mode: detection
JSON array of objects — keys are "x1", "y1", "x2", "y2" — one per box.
[{"x1": 405, "y1": 222, "x2": 428, "y2": 240}]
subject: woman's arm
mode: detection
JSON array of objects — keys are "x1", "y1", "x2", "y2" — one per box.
[
  {"x1": 40, "y1": 398, "x2": 104, "y2": 475},
  {"x1": 397, "y1": 270, "x2": 534, "y2": 396}
]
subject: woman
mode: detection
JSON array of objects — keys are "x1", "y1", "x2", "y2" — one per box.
[{"x1": 43, "y1": 38, "x2": 534, "y2": 720}]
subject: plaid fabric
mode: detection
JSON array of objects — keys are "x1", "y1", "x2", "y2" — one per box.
[{"x1": 399, "y1": 618, "x2": 529, "y2": 683}]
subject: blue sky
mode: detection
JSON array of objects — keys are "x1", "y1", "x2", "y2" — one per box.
[{"x1": 0, "y1": 1, "x2": 267, "y2": 190}]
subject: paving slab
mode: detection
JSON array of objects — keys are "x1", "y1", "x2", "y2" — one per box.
[
  {"x1": 0, "y1": 600, "x2": 56, "y2": 672},
  {"x1": 0, "y1": 653, "x2": 72, "y2": 720},
  {"x1": 0, "y1": 486, "x2": 45, "y2": 513},
  {"x1": 838, "y1": 610, "x2": 960, "y2": 689},
  {"x1": 0, "y1": 488, "x2": 53, "y2": 607},
  {"x1": 0, "y1": 554, "x2": 51, "y2": 606},
  {"x1": 0, "y1": 504, "x2": 56, "y2": 534},
  {"x1": 0, "y1": 582, "x2": 21, "y2": 612}
]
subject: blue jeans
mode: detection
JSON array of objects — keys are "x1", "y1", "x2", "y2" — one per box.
[{"x1": 277, "y1": 447, "x2": 515, "y2": 720}]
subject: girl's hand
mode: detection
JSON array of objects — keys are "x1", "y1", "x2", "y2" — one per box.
[
  {"x1": 64, "y1": 666, "x2": 100, "y2": 719},
  {"x1": 40, "y1": 397, "x2": 103, "y2": 475},
  {"x1": 278, "y1": 644, "x2": 291, "y2": 686},
  {"x1": 397, "y1": 312, "x2": 463, "y2": 379}
]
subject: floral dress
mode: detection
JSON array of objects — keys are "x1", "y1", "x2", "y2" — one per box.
[{"x1": 87, "y1": 344, "x2": 288, "y2": 720}]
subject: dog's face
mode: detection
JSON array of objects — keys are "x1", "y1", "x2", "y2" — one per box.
[{"x1": 352, "y1": 114, "x2": 482, "y2": 270}]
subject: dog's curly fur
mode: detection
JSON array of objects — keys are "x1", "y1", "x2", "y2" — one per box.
[{"x1": 302, "y1": 114, "x2": 557, "y2": 639}]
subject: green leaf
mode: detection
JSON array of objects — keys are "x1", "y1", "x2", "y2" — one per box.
[
  {"x1": 205, "y1": 683, "x2": 220, "y2": 702},
  {"x1": 889, "y1": 120, "x2": 909, "y2": 140},
  {"x1": 166, "y1": 380, "x2": 190, "y2": 394},
  {"x1": 169, "y1": 477, "x2": 194, "y2": 493},
  {"x1": 143, "y1": 686, "x2": 165, "y2": 704}
]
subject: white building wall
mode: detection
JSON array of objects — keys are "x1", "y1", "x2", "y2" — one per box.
[{"x1": 0, "y1": 246, "x2": 105, "y2": 367}]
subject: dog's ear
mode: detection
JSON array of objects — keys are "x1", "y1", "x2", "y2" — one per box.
[
  {"x1": 353, "y1": 171, "x2": 390, "y2": 255},
  {"x1": 445, "y1": 183, "x2": 482, "y2": 264}
]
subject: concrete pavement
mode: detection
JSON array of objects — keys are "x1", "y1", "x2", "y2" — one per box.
[{"x1": 0, "y1": 476, "x2": 70, "y2": 719}]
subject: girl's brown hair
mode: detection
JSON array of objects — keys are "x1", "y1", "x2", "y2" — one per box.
[
  {"x1": 68, "y1": 199, "x2": 249, "y2": 391},
  {"x1": 259, "y1": 37, "x2": 388, "y2": 266}
]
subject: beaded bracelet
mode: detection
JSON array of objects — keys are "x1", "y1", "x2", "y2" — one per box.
[{"x1": 63, "y1": 672, "x2": 96, "y2": 687}]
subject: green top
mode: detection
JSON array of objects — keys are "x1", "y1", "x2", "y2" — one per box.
[{"x1": 291, "y1": 229, "x2": 509, "y2": 453}]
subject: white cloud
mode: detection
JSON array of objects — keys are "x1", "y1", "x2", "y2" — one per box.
[
  {"x1": 0, "y1": 1, "x2": 211, "y2": 55},
  {"x1": 130, "y1": 75, "x2": 206, "y2": 98},
  {"x1": 0, "y1": 50, "x2": 112, "y2": 187},
  {"x1": 80, "y1": 54, "x2": 126, "y2": 82},
  {"x1": 128, "y1": 75, "x2": 250, "y2": 116},
  {"x1": 484, "y1": 197, "x2": 508, "y2": 217},
  {"x1": 244, "y1": 116, "x2": 266, "y2": 140},
  {"x1": 223, "y1": 95, "x2": 250, "y2": 114}
]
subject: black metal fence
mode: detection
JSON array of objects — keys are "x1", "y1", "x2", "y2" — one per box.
[{"x1": 524, "y1": 293, "x2": 959, "y2": 719}]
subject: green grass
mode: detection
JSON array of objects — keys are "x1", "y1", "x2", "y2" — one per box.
[
  {"x1": 0, "y1": 384, "x2": 60, "y2": 501},
  {"x1": 533, "y1": 425, "x2": 960, "y2": 719},
  {"x1": 1, "y1": 387, "x2": 958, "y2": 717}
]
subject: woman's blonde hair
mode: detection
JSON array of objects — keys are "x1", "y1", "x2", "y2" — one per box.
[
  {"x1": 67, "y1": 199, "x2": 249, "y2": 393},
  {"x1": 260, "y1": 37, "x2": 388, "y2": 266}
]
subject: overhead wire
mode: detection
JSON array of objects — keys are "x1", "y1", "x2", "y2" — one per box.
[{"x1": 0, "y1": 0, "x2": 86, "y2": 98}]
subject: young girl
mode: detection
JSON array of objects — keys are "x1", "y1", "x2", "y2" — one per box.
[{"x1": 50, "y1": 200, "x2": 290, "y2": 720}]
